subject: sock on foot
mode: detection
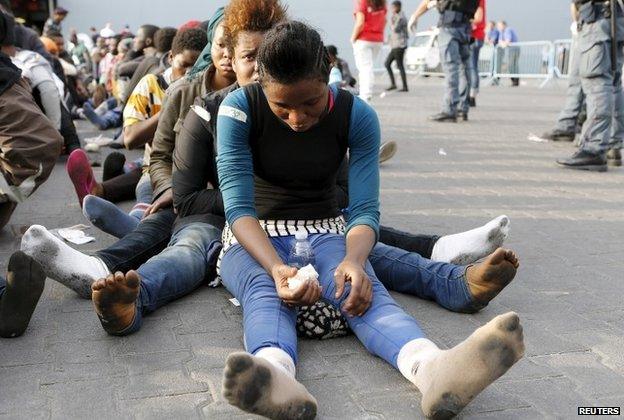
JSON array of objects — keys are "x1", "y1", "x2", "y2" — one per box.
[
  {"x1": 20, "y1": 225, "x2": 110, "y2": 299},
  {"x1": 0, "y1": 251, "x2": 46, "y2": 338},
  {"x1": 103, "y1": 152, "x2": 126, "y2": 181},
  {"x1": 67, "y1": 149, "x2": 98, "y2": 208},
  {"x1": 398, "y1": 312, "x2": 524, "y2": 418},
  {"x1": 83, "y1": 195, "x2": 140, "y2": 238},
  {"x1": 431, "y1": 215, "x2": 510, "y2": 265},
  {"x1": 222, "y1": 350, "x2": 317, "y2": 420}
]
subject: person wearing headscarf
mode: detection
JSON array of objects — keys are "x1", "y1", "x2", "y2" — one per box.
[{"x1": 148, "y1": 7, "x2": 235, "y2": 214}]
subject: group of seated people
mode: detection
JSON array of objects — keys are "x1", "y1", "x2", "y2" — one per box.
[{"x1": 0, "y1": 1, "x2": 526, "y2": 418}]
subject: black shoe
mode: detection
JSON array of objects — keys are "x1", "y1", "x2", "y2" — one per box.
[
  {"x1": 399, "y1": 87, "x2": 409, "y2": 92},
  {"x1": 469, "y1": 97, "x2": 476, "y2": 107},
  {"x1": 541, "y1": 129, "x2": 575, "y2": 142},
  {"x1": 607, "y1": 148, "x2": 622, "y2": 167},
  {"x1": 556, "y1": 150, "x2": 607, "y2": 172},
  {"x1": 429, "y1": 112, "x2": 457, "y2": 123},
  {"x1": 457, "y1": 111, "x2": 469, "y2": 121},
  {"x1": 386, "y1": 85, "x2": 397, "y2": 91}
]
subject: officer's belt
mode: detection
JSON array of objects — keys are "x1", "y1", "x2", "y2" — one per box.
[{"x1": 578, "y1": 1, "x2": 624, "y2": 25}]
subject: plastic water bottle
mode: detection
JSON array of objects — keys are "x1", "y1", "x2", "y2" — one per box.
[{"x1": 288, "y1": 230, "x2": 315, "y2": 269}]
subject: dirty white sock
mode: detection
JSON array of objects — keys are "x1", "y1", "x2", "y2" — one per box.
[
  {"x1": 222, "y1": 350, "x2": 316, "y2": 419},
  {"x1": 431, "y1": 215, "x2": 510, "y2": 265},
  {"x1": 20, "y1": 225, "x2": 110, "y2": 299},
  {"x1": 256, "y1": 347, "x2": 296, "y2": 378},
  {"x1": 399, "y1": 313, "x2": 525, "y2": 418}
]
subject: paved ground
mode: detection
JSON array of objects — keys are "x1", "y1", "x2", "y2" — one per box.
[{"x1": 1, "y1": 76, "x2": 623, "y2": 419}]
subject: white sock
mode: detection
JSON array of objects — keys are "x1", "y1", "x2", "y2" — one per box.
[
  {"x1": 255, "y1": 347, "x2": 296, "y2": 378},
  {"x1": 20, "y1": 225, "x2": 110, "y2": 299},
  {"x1": 397, "y1": 338, "x2": 441, "y2": 386},
  {"x1": 431, "y1": 215, "x2": 510, "y2": 265}
]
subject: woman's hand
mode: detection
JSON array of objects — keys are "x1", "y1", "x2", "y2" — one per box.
[
  {"x1": 272, "y1": 264, "x2": 322, "y2": 307},
  {"x1": 334, "y1": 259, "x2": 373, "y2": 317}
]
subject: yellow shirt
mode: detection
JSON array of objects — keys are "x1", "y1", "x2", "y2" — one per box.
[{"x1": 123, "y1": 68, "x2": 172, "y2": 173}]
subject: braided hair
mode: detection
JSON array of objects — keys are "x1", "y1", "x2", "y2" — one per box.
[{"x1": 257, "y1": 20, "x2": 330, "y2": 85}]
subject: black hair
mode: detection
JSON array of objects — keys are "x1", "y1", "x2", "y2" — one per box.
[
  {"x1": 0, "y1": 10, "x2": 15, "y2": 46},
  {"x1": 171, "y1": 27, "x2": 207, "y2": 56},
  {"x1": 46, "y1": 29, "x2": 63, "y2": 39},
  {"x1": 367, "y1": 0, "x2": 386, "y2": 10},
  {"x1": 392, "y1": 0, "x2": 402, "y2": 9},
  {"x1": 154, "y1": 27, "x2": 177, "y2": 53},
  {"x1": 139, "y1": 24, "x2": 160, "y2": 41},
  {"x1": 258, "y1": 20, "x2": 330, "y2": 85},
  {"x1": 326, "y1": 45, "x2": 338, "y2": 57}
]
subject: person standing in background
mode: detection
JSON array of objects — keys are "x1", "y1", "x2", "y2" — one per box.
[
  {"x1": 43, "y1": 7, "x2": 68, "y2": 36},
  {"x1": 485, "y1": 20, "x2": 498, "y2": 45},
  {"x1": 468, "y1": 0, "x2": 485, "y2": 107},
  {"x1": 351, "y1": 0, "x2": 387, "y2": 102},
  {"x1": 497, "y1": 21, "x2": 520, "y2": 86},
  {"x1": 384, "y1": 0, "x2": 409, "y2": 92}
]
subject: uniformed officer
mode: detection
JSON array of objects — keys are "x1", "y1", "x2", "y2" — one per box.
[
  {"x1": 409, "y1": 0, "x2": 479, "y2": 122},
  {"x1": 557, "y1": 0, "x2": 624, "y2": 171}
]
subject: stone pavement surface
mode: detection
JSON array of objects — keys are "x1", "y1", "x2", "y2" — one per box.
[{"x1": 1, "y1": 77, "x2": 623, "y2": 419}]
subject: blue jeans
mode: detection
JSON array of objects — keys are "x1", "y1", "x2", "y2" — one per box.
[
  {"x1": 469, "y1": 39, "x2": 484, "y2": 96},
  {"x1": 135, "y1": 174, "x2": 153, "y2": 204},
  {"x1": 115, "y1": 222, "x2": 222, "y2": 335},
  {"x1": 96, "y1": 208, "x2": 176, "y2": 273},
  {"x1": 83, "y1": 101, "x2": 122, "y2": 130},
  {"x1": 220, "y1": 234, "x2": 426, "y2": 368},
  {"x1": 369, "y1": 242, "x2": 481, "y2": 313}
]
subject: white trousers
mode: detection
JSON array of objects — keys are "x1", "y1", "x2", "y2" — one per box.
[{"x1": 353, "y1": 40, "x2": 383, "y2": 101}]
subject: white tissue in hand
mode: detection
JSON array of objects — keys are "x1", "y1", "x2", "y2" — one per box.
[{"x1": 287, "y1": 264, "x2": 319, "y2": 290}]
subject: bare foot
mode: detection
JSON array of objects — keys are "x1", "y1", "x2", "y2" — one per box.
[
  {"x1": 415, "y1": 312, "x2": 525, "y2": 418},
  {"x1": 223, "y1": 352, "x2": 317, "y2": 420},
  {"x1": 466, "y1": 248, "x2": 519, "y2": 305},
  {"x1": 91, "y1": 271, "x2": 140, "y2": 334}
]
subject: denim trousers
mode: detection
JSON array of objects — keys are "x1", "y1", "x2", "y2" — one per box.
[
  {"x1": 469, "y1": 39, "x2": 484, "y2": 96},
  {"x1": 96, "y1": 208, "x2": 176, "y2": 273},
  {"x1": 369, "y1": 242, "x2": 480, "y2": 313},
  {"x1": 220, "y1": 233, "x2": 432, "y2": 368},
  {"x1": 116, "y1": 221, "x2": 222, "y2": 335}
]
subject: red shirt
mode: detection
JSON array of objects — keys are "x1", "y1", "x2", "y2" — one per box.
[
  {"x1": 355, "y1": 0, "x2": 387, "y2": 43},
  {"x1": 472, "y1": 0, "x2": 486, "y2": 41}
]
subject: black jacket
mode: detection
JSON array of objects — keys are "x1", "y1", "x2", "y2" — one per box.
[
  {"x1": 171, "y1": 82, "x2": 350, "y2": 228},
  {"x1": 0, "y1": 52, "x2": 21, "y2": 96}
]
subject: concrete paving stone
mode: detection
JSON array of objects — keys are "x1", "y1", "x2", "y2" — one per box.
[
  {"x1": 118, "y1": 392, "x2": 208, "y2": 420},
  {"x1": 42, "y1": 376, "x2": 124, "y2": 419},
  {"x1": 301, "y1": 376, "x2": 369, "y2": 419},
  {"x1": 0, "y1": 364, "x2": 51, "y2": 413},
  {"x1": 115, "y1": 350, "x2": 208, "y2": 400},
  {"x1": 530, "y1": 352, "x2": 624, "y2": 398},
  {"x1": 110, "y1": 317, "x2": 186, "y2": 356}
]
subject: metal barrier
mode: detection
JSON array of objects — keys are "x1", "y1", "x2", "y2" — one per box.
[
  {"x1": 371, "y1": 38, "x2": 574, "y2": 88},
  {"x1": 491, "y1": 41, "x2": 554, "y2": 87},
  {"x1": 553, "y1": 38, "x2": 574, "y2": 79}
]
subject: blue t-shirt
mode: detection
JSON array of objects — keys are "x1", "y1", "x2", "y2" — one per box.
[
  {"x1": 500, "y1": 27, "x2": 518, "y2": 43},
  {"x1": 216, "y1": 84, "x2": 380, "y2": 237}
]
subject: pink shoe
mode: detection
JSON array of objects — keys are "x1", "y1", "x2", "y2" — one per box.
[{"x1": 66, "y1": 150, "x2": 97, "y2": 207}]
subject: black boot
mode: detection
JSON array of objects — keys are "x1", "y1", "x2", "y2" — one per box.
[
  {"x1": 541, "y1": 129, "x2": 575, "y2": 142},
  {"x1": 556, "y1": 150, "x2": 607, "y2": 172},
  {"x1": 607, "y1": 148, "x2": 622, "y2": 167},
  {"x1": 457, "y1": 111, "x2": 469, "y2": 122},
  {"x1": 468, "y1": 97, "x2": 476, "y2": 107},
  {"x1": 429, "y1": 112, "x2": 457, "y2": 123}
]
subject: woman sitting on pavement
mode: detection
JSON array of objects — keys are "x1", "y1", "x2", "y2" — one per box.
[{"x1": 216, "y1": 21, "x2": 525, "y2": 419}]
